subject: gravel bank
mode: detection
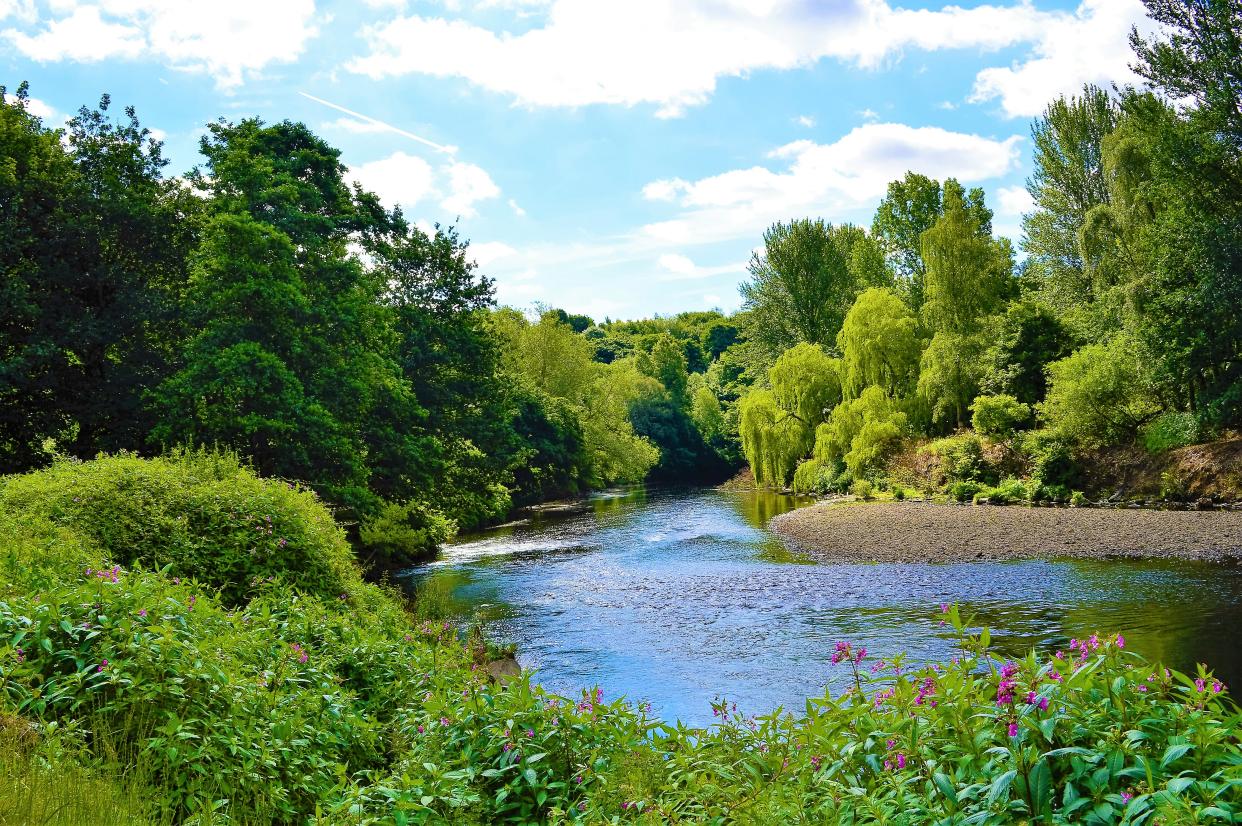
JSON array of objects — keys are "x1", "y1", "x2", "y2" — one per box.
[{"x1": 770, "y1": 501, "x2": 1242, "y2": 563}]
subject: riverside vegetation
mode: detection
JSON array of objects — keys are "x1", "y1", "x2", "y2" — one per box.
[
  {"x1": 1, "y1": 452, "x2": 1239, "y2": 824},
  {"x1": 3, "y1": 0, "x2": 1242, "y2": 823}
]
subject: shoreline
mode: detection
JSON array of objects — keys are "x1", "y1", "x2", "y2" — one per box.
[{"x1": 770, "y1": 500, "x2": 1242, "y2": 564}]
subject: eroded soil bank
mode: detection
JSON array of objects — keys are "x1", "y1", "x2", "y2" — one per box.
[{"x1": 771, "y1": 501, "x2": 1242, "y2": 563}]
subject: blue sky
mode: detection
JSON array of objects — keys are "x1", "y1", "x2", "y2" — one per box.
[{"x1": 2, "y1": 0, "x2": 1153, "y2": 320}]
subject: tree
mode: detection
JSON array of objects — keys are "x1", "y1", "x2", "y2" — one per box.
[
  {"x1": 872, "y1": 173, "x2": 942, "y2": 311},
  {"x1": 980, "y1": 301, "x2": 1077, "y2": 404},
  {"x1": 971, "y1": 394, "x2": 1033, "y2": 439},
  {"x1": 1130, "y1": 0, "x2": 1242, "y2": 150},
  {"x1": 737, "y1": 343, "x2": 841, "y2": 486},
  {"x1": 921, "y1": 184, "x2": 1012, "y2": 336},
  {"x1": 837, "y1": 288, "x2": 922, "y2": 398},
  {"x1": 813, "y1": 385, "x2": 907, "y2": 480},
  {"x1": 1023, "y1": 86, "x2": 1121, "y2": 311},
  {"x1": 637, "y1": 333, "x2": 689, "y2": 403},
  {"x1": 1040, "y1": 337, "x2": 1161, "y2": 447},
  {"x1": 0, "y1": 87, "x2": 193, "y2": 471},
  {"x1": 918, "y1": 332, "x2": 987, "y2": 429},
  {"x1": 740, "y1": 219, "x2": 868, "y2": 356}
]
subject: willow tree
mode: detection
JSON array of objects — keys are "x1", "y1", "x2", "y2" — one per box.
[
  {"x1": 837, "y1": 288, "x2": 922, "y2": 399},
  {"x1": 738, "y1": 343, "x2": 842, "y2": 486}
]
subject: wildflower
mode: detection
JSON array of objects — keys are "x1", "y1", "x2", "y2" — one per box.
[
  {"x1": 896, "y1": 753, "x2": 906, "y2": 770},
  {"x1": 14, "y1": 646, "x2": 24, "y2": 663},
  {"x1": 416, "y1": 725, "x2": 425, "y2": 734},
  {"x1": 440, "y1": 716, "x2": 450, "y2": 726},
  {"x1": 940, "y1": 603, "x2": 950, "y2": 613},
  {"x1": 503, "y1": 743, "x2": 513, "y2": 752},
  {"x1": 1212, "y1": 680, "x2": 1224, "y2": 693},
  {"x1": 138, "y1": 608, "x2": 147, "y2": 618},
  {"x1": 1137, "y1": 685, "x2": 1148, "y2": 693},
  {"x1": 98, "y1": 658, "x2": 109, "y2": 673},
  {"x1": 1116, "y1": 634, "x2": 1125, "y2": 649},
  {"x1": 1038, "y1": 697, "x2": 1049, "y2": 712},
  {"x1": 525, "y1": 729, "x2": 534, "y2": 738},
  {"x1": 1008, "y1": 722, "x2": 1019, "y2": 738},
  {"x1": 810, "y1": 755, "x2": 822, "y2": 770},
  {"x1": 886, "y1": 739, "x2": 895, "y2": 749},
  {"x1": 1121, "y1": 792, "x2": 1132, "y2": 804},
  {"x1": 1195, "y1": 678, "x2": 1206, "y2": 692}
]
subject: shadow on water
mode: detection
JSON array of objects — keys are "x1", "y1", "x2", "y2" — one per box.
[{"x1": 401, "y1": 487, "x2": 1242, "y2": 727}]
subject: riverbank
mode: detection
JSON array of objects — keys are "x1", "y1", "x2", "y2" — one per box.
[{"x1": 771, "y1": 500, "x2": 1242, "y2": 563}]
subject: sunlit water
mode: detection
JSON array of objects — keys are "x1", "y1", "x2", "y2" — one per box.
[{"x1": 403, "y1": 487, "x2": 1242, "y2": 726}]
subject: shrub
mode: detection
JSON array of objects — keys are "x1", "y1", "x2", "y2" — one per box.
[
  {"x1": 1040, "y1": 337, "x2": 1161, "y2": 447},
  {"x1": 949, "y1": 480, "x2": 985, "y2": 502},
  {"x1": 925, "y1": 433, "x2": 997, "y2": 486},
  {"x1": 0, "y1": 450, "x2": 363, "y2": 606},
  {"x1": 971, "y1": 393, "x2": 1033, "y2": 439},
  {"x1": 357, "y1": 499, "x2": 456, "y2": 566},
  {"x1": 1019, "y1": 430, "x2": 1082, "y2": 491},
  {"x1": 1142, "y1": 411, "x2": 1201, "y2": 454},
  {"x1": 1070, "y1": 490, "x2": 1088, "y2": 507},
  {"x1": 849, "y1": 479, "x2": 874, "y2": 500},
  {"x1": 893, "y1": 486, "x2": 906, "y2": 501},
  {"x1": 975, "y1": 477, "x2": 1028, "y2": 505}
]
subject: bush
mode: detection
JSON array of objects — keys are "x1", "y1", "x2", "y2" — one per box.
[
  {"x1": 1040, "y1": 337, "x2": 1160, "y2": 447},
  {"x1": 1019, "y1": 430, "x2": 1082, "y2": 491},
  {"x1": 971, "y1": 393, "x2": 1033, "y2": 439},
  {"x1": 925, "y1": 433, "x2": 997, "y2": 486},
  {"x1": 1141, "y1": 411, "x2": 1201, "y2": 454},
  {"x1": 357, "y1": 498, "x2": 456, "y2": 566},
  {"x1": 975, "y1": 477, "x2": 1028, "y2": 505},
  {"x1": 0, "y1": 450, "x2": 363, "y2": 606},
  {"x1": 1070, "y1": 490, "x2": 1089, "y2": 507},
  {"x1": 893, "y1": 486, "x2": 906, "y2": 501},
  {"x1": 949, "y1": 480, "x2": 985, "y2": 502},
  {"x1": 849, "y1": 479, "x2": 875, "y2": 500}
]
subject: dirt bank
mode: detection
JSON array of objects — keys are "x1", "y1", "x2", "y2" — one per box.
[{"x1": 770, "y1": 501, "x2": 1242, "y2": 563}]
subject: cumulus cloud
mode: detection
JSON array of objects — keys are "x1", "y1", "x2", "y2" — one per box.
[
  {"x1": 4, "y1": 1, "x2": 319, "y2": 88},
  {"x1": 657, "y1": 253, "x2": 745, "y2": 280},
  {"x1": 641, "y1": 122, "x2": 1021, "y2": 246},
  {"x1": 470, "y1": 240, "x2": 518, "y2": 268},
  {"x1": 347, "y1": 0, "x2": 1140, "y2": 117},
  {"x1": 970, "y1": 0, "x2": 1152, "y2": 117},
  {"x1": 795, "y1": 115, "x2": 815, "y2": 128},
  {"x1": 349, "y1": 152, "x2": 502, "y2": 220},
  {"x1": 997, "y1": 184, "x2": 1035, "y2": 217}
]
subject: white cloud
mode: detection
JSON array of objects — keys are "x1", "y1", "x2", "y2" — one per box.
[
  {"x1": 441, "y1": 161, "x2": 500, "y2": 218},
  {"x1": 349, "y1": 152, "x2": 502, "y2": 220},
  {"x1": 997, "y1": 184, "x2": 1035, "y2": 217},
  {"x1": 657, "y1": 252, "x2": 745, "y2": 280},
  {"x1": 0, "y1": 0, "x2": 37, "y2": 23},
  {"x1": 4, "y1": 1, "x2": 319, "y2": 89},
  {"x1": 795, "y1": 115, "x2": 815, "y2": 128},
  {"x1": 507, "y1": 198, "x2": 526, "y2": 217},
  {"x1": 641, "y1": 122, "x2": 1021, "y2": 246},
  {"x1": 324, "y1": 116, "x2": 392, "y2": 134},
  {"x1": 470, "y1": 240, "x2": 517, "y2": 268},
  {"x1": 348, "y1": 0, "x2": 1105, "y2": 116},
  {"x1": 938, "y1": 100, "x2": 958, "y2": 110},
  {"x1": 23, "y1": 95, "x2": 57, "y2": 120},
  {"x1": 858, "y1": 108, "x2": 879, "y2": 121},
  {"x1": 970, "y1": 0, "x2": 1152, "y2": 117},
  {"x1": 350, "y1": 151, "x2": 436, "y2": 212}
]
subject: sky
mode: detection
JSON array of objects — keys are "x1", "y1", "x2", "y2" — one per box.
[{"x1": 1, "y1": 0, "x2": 1156, "y2": 320}]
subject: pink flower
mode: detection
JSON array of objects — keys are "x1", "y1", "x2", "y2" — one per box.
[
  {"x1": 1008, "y1": 722, "x2": 1019, "y2": 737},
  {"x1": 896, "y1": 753, "x2": 906, "y2": 770},
  {"x1": 98, "y1": 659, "x2": 109, "y2": 673},
  {"x1": 1116, "y1": 634, "x2": 1125, "y2": 649}
]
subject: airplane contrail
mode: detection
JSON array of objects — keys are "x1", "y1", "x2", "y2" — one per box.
[{"x1": 298, "y1": 91, "x2": 457, "y2": 155}]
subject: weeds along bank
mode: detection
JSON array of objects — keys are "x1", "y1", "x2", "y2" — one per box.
[{"x1": 2, "y1": 453, "x2": 1241, "y2": 824}]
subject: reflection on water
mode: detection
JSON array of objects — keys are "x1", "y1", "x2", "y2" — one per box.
[{"x1": 402, "y1": 487, "x2": 1242, "y2": 726}]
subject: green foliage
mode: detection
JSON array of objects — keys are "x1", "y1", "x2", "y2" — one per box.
[
  {"x1": 918, "y1": 331, "x2": 987, "y2": 429},
  {"x1": 982, "y1": 301, "x2": 1078, "y2": 404},
  {"x1": 740, "y1": 219, "x2": 871, "y2": 356},
  {"x1": 925, "y1": 433, "x2": 997, "y2": 486},
  {"x1": 872, "y1": 172, "x2": 943, "y2": 311},
  {"x1": 1019, "y1": 430, "x2": 1084, "y2": 492},
  {"x1": 0, "y1": 450, "x2": 364, "y2": 606},
  {"x1": 356, "y1": 499, "x2": 456, "y2": 566},
  {"x1": 972, "y1": 394, "x2": 1034, "y2": 439},
  {"x1": 817, "y1": 386, "x2": 908, "y2": 480},
  {"x1": 837, "y1": 287, "x2": 922, "y2": 398},
  {"x1": 921, "y1": 181, "x2": 1012, "y2": 336},
  {"x1": 848, "y1": 478, "x2": 874, "y2": 500},
  {"x1": 1142, "y1": 411, "x2": 1202, "y2": 454},
  {"x1": 1040, "y1": 337, "x2": 1162, "y2": 447},
  {"x1": 975, "y1": 477, "x2": 1028, "y2": 505}
]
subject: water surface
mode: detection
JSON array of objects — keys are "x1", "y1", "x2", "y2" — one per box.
[{"x1": 404, "y1": 487, "x2": 1242, "y2": 726}]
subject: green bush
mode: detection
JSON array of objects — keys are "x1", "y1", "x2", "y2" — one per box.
[
  {"x1": 1020, "y1": 430, "x2": 1083, "y2": 491},
  {"x1": 357, "y1": 498, "x2": 456, "y2": 566},
  {"x1": 849, "y1": 479, "x2": 875, "y2": 500},
  {"x1": 971, "y1": 393, "x2": 1033, "y2": 439},
  {"x1": 1040, "y1": 337, "x2": 1160, "y2": 447},
  {"x1": 1142, "y1": 411, "x2": 1201, "y2": 454},
  {"x1": 975, "y1": 477, "x2": 1028, "y2": 505},
  {"x1": 1070, "y1": 490, "x2": 1089, "y2": 507},
  {"x1": 949, "y1": 480, "x2": 985, "y2": 502},
  {"x1": 925, "y1": 433, "x2": 997, "y2": 486},
  {"x1": 0, "y1": 450, "x2": 363, "y2": 606}
]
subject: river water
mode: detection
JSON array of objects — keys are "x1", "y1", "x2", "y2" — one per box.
[{"x1": 403, "y1": 487, "x2": 1242, "y2": 727}]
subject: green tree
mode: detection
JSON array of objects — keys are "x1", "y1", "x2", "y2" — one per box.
[
  {"x1": 740, "y1": 219, "x2": 868, "y2": 356},
  {"x1": 637, "y1": 333, "x2": 690, "y2": 403},
  {"x1": 980, "y1": 300, "x2": 1077, "y2": 404},
  {"x1": 1023, "y1": 86, "x2": 1121, "y2": 312},
  {"x1": 918, "y1": 332, "x2": 987, "y2": 429},
  {"x1": 837, "y1": 287, "x2": 922, "y2": 398},
  {"x1": 921, "y1": 184, "x2": 1012, "y2": 336},
  {"x1": 872, "y1": 172, "x2": 942, "y2": 311},
  {"x1": 1040, "y1": 337, "x2": 1161, "y2": 447}
]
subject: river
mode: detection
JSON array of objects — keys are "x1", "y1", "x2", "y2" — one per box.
[{"x1": 403, "y1": 487, "x2": 1242, "y2": 726}]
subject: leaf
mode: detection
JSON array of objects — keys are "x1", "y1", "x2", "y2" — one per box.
[
  {"x1": 523, "y1": 768, "x2": 537, "y2": 787},
  {"x1": 987, "y1": 770, "x2": 1017, "y2": 805},
  {"x1": 1166, "y1": 776, "x2": 1195, "y2": 794},
  {"x1": 1160, "y1": 744, "x2": 1193, "y2": 770},
  {"x1": 933, "y1": 772, "x2": 959, "y2": 804},
  {"x1": 1029, "y1": 759, "x2": 1052, "y2": 815}
]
